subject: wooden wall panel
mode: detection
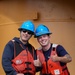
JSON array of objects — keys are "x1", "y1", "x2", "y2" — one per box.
[{"x1": 0, "y1": 0, "x2": 75, "y2": 75}]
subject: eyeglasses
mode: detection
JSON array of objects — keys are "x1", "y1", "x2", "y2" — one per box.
[{"x1": 22, "y1": 30, "x2": 33, "y2": 35}]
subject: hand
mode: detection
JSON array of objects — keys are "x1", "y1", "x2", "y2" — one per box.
[
  {"x1": 16, "y1": 73, "x2": 24, "y2": 75},
  {"x1": 34, "y1": 55, "x2": 42, "y2": 67},
  {"x1": 49, "y1": 54, "x2": 59, "y2": 62}
]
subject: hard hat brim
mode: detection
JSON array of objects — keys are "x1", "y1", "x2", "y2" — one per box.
[{"x1": 34, "y1": 33, "x2": 52, "y2": 38}]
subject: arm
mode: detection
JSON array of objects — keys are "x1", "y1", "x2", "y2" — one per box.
[
  {"x1": 2, "y1": 41, "x2": 17, "y2": 75},
  {"x1": 51, "y1": 45, "x2": 72, "y2": 63},
  {"x1": 34, "y1": 55, "x2": 42, "y2": 72},
  {"x1": 34, "y1": 50, "x2": 42, "y2": 72},
  {"x1": 51, "y1": 54, "x2": 72, "y2": 63},
  {"x1": 58, "y1": 54, "x2": 72, "y2": 63}
]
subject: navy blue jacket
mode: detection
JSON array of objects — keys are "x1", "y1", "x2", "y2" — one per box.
[{"x1": 2, "y1": 37, "x2": 41, "y2": 75}]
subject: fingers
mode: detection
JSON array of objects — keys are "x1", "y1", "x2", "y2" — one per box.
[
  {"x1": 17, "y1": 73, "x2": 24, "y2": 75},
  {"x1": 37, "y1": 55, "x2": 40, "y2": 60},
  {"x1": 34, "y1": 55, "x2": 42, "y2": 66}
]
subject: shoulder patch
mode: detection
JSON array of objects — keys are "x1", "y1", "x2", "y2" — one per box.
[
  {"x1": 37, "y1": 47, "x2": 42, "y2": 50},
  {"x1": 52, "y1": 44, "x2": 58, "y2": 48},
  {"x1": 11, "y1": 40, "x2": 15, "y2": 42}
]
